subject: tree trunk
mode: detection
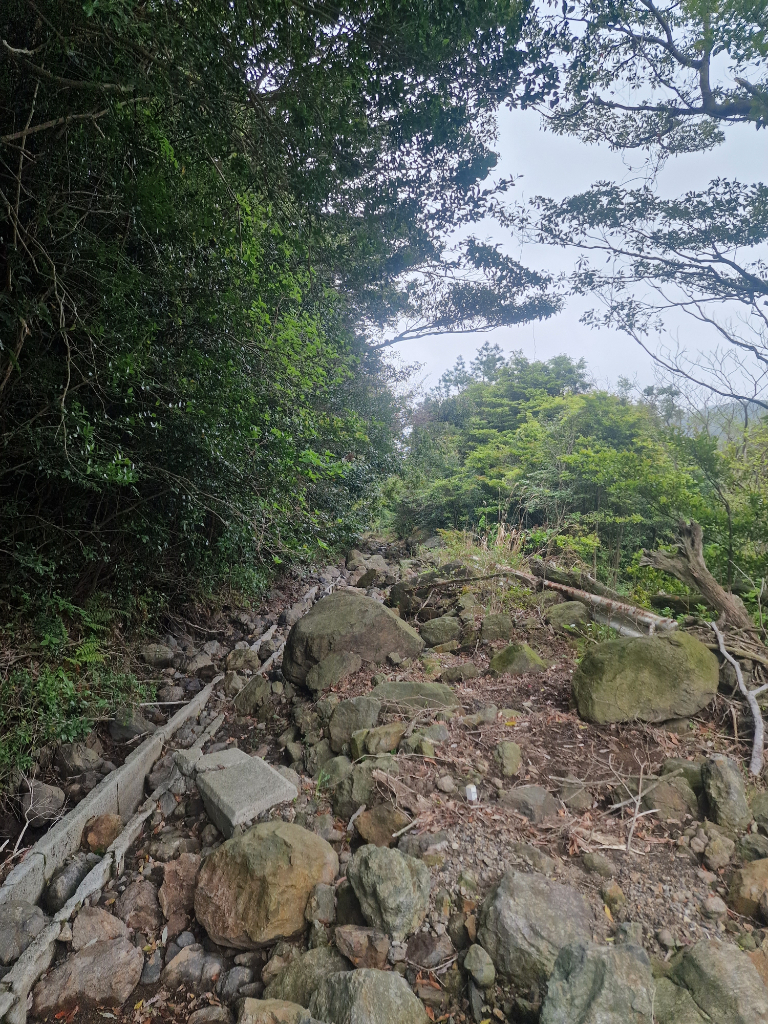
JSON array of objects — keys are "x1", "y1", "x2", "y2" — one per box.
[{"x1": 640, "y1": 520, "x2": 754, "y2": 631}]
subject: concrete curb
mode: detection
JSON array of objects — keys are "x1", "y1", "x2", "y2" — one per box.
[{"x1": 0, "y1": 683, "x2": 216, "y2": 1024}]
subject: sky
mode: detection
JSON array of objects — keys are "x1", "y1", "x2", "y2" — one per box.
[{"x1": 387, "y1": 106, "x2": 766, "y2": 393}]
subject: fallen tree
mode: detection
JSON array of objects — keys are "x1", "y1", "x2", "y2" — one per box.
[{"x1": 640, "y1": 521, "x2": 755, "y2": 632}]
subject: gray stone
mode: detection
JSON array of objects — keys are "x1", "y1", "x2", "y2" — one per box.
[
  {"x1": 149, "y1": 828, "x2": 200, "y2": 861},
  {"x1": 704, "y1": 833, "x2": 735, "y2": 871},
  {"x1": 335, "y1": 925, "x2": 389, "y2": 968},
  {"x1": 405, "y1": 932, "x2": 454, "y2": 969},
  {"x1": 234, "y1": 676, "x2": 271, "y2": 716},
  {"x1": 227, "y1": 648, "x2": 262, "y2": 673},
  {"x1": 189, "y1": 1007, "x2": 234, "y2": 1024},
  {"x1": 643, "y1": 776, "x2": 699, "y2": 822},
  {"x1": 506, "y1": 841, "x2": 557, "y2": 876},
  {"x1": 477, "y1": 869, "x2": 594, "y2": 989},
  {"x1": 670, "y1": 937, "x2": 768, "y2": 1023},
  {"x1": 197, "y1": 757, "x2": 298, "y2": 837},
  {"x1": 305, "y1": 883, "x2": 336, "y2": 925},
  {"x1": 316, "y1": 755, "x2": 352, "y2": 792},
  {"x1": 615, "y1": 922, "x2": 644, "y2": 945},
  {"x1": 282, "y1": 591, "x2": 424, "y2": 685},
  {"x1": 480, "y1": 614, "x2": 514, "y2": 643},
  {"x1": 19, "y1": 779, "x2": 65, "y2": 827},
  {"x1": 265, "y1": 945, "x2": 350, "y2": 1005},
  {"x1": 347, "y1": 845, "x2": 430, "y2": 942},
  {"x1": 572, "y1": 633, "x2": 719, "y2": 725},
  {"x1": 309, "y1": 968, "x2": 429, "y2": 1024},
  {"x1": 489, "y1": 642, "x2": 547, "y2": 675},
  {"x1": 72, "y1": 906, "x2": 127, "y2": 950},
  {"x1": 540, "y1": 942, "x2": 654, "y2": 1024},
  {"x1": 328, "y1": 697, "x2": 381, "y2": 753},
  {"x1": 55, "y1": 741, "x2": 103, "y2": 777},
  {"x1": 187, "y1": 652, "x2": 217, "y2": 680},
  {"x1": 702, "y1": 755, "x2": 750, "y2": 829},
  {"x1": 109, "y1": 706, "x2": 157, "y2": 740},
  {"x1": 468, "y1": 980, "x2": 484, "y2": 1023},
  {"x1": 559, "y1": 774, "x2": 593, "y2": 811},
  {"x1": 547, "y1": 602, "x2": 590, "y2": 630},
  {"x1": 369, "y1": 680, "x2": 459, "y2": 711},
  {"x1": 420, "y1": 616, "x2": 462, "y2": 648},
  {"x1": 141, "y1": 948, "x2": 164, "y2": 984},
  {"x1": 141, "y1": 643, "x2": 175, "y2": 669},
  {"x1": 661, "y1": 758, "x2": 705, "y2": 796},
  {"x1": 115, "y1": 879, "x2": 162, "y2": 933},
  {"x1": 32, "y1": 937, "x2": 144, "y2": 1012},
  {"x1": 439, "y1": 663, "x2": 479, "y2": 683},
  {"x1": 331, "y1": 756, "x2": 398, "y2": 819},
  {"x1": 162, "y1": 945, "x2": 225, "y2": 993},
  {"x1": 464, "y1": 944, "x2": 495, "y2": 988},
  {"x1": 494, "y1": 741, "x2": 522, "y2": 777},
  {"x1": 238, "y1": 998, "x2": 311, "y2": 1024},
  {"x1": 652, "y1": 977, "x2": 708, "y2": 1024},
  {"x1": 195, "y1": 747, "x2": 251, "y2": 773},
  {"x1": 0, "y1": 900, "x2": 47, "y2": 965},
  {"x1": 220, "y1": 965, "x2": 254, "y2": 1003},
  {"x1": 499, "y1": 785, "x2": 559, "y2": 823},
  {"x1": 739, "y1": 833, "x2": 768, "y2": 861},
  {"x1": 44, "y1": 852, "x2": 94, "y2": 913},
  {"x1": 582, "y1": 852, "x2": 614, "y2": 878},
  {"x1": 753, "y1": 791, "x2": 768, "y2": 835},
  {"x1": 194, "y1": 822, "x2": 338, "y2": 948},
  {"x1": 305, "y1": 651, "x2": 363, "y2": 694},
  {"x1": 159, "y1": 684, "x2": 187, "y2": 701}
]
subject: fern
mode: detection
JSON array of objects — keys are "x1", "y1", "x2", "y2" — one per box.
[{"x1": 67, "y1": 637, "x2": 105, "y2": 667}]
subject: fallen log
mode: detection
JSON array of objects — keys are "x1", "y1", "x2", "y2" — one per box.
[{"x1": 711, "y1": 621, "x2": 766, "y2": 776}]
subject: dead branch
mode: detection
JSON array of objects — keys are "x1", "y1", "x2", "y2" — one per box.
[
  {"x1": 641, "y1": 521, "x2": 754, "y2": 631},
  {"x1": 711, "y1": 622, "x2": 765, "y2": 775}
]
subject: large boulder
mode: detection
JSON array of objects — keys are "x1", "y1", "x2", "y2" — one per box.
[
  {"x1": 541, "y1": 943, "x2": 655, "y2": 1024},
  {"x1": 264, "y1": 945, "x2": 351, "y2": 1005},
  {"x1": 194, "y1": 822, "x2": 338, "y2": 948},
  {"x1": 328, "y1": 696, "x2": 381, "y2": 753},
  {"x1": 309, "y1": 968, "x2": 429, "y2": 1024},
  {"x1": 571, "y1": 632, "x2": 718, "y2": 724},
  {"x1": 32, "y1": 938, "x2": 143, "y2": 1012},
  {"x1": 669, "y1": 938, "x2": 768, "y2": 1023},
  {"x1": 282, "y1": 592, "x2": 423, "y2": 685},
  {"x1": 347, "y1": 845, "x2": 430, "y2": 942},
  {"x1": 477, "y1": 869, "x2": 593, "y2": 990},
  {"x1": 702, "y1": 755, "x2": 750, "y2": 829}
]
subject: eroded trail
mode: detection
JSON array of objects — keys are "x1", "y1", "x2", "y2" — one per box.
[{"x1": 3, "y1": 539, "x2": 768, "y2": 1024}]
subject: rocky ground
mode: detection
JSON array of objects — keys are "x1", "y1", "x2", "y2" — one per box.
[{"x1": 3, "y1": 537, "x2": 768, "y2": 1024}]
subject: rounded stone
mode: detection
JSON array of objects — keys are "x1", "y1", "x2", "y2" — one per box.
[{"x1": 464, "y1": 944, "x2": 495, "y2": 987}]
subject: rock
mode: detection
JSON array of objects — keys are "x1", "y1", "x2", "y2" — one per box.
[
  {"x1": 540, "y1": 942, "x2": 654, "y2": 1024},
  {"x1": 197, "y1": 757, "x2": 298, "y2": 838},
  {"x1": 55, "y1": 741, "x2": 103, "y2": 777},
  {"x1": 265, "y1": 945, "x2": 350, "y2": 1005},
  {"x1": 32, "y1": 937, "x2": 143, "y2": 1012},
  {"x1": 364, "y1": 722, "x2": 406, "y2": 755},
  {"x1": 661, "y1": 758, "x2": 705, "y2": 796},
  {"x1": 702, "y1": 755, "x2": 750, "y2": 829},
  {"x1": 309, "y1": 968, "x2": 429, "y2": 1024},
  {"x1": 480, "y1": 614, "x2": 514, "y2": 643},
  {"x1": 700, "y1": 895, "x2": 728, "y2": 919},
  {"x1": 406, "y1": 932, "x2": 454, "y2": 969},
  {"x1": 159, "y1": 683, "x2": 187, "y2": 702},
  {"x1": 19, "y1": 780, "x2": 65, "y2": 827},
  {"x1": 652, "y1": 977, "x2": 709, "y2": 1024},
  {"x1": 141, "y1": 948, "x2": 164, "y2": 984},
  {"x1": 305, "y1": 651, "x2": 363, "y2": 694},
  {"x1": 489, "y1": 643, "x2": 547, "y2": 675},
  {"x1": 355, "y1": 803, "x2": 411, "y2": 847},
  {"x1": 347, "y1": 845, "x2": 430, "y2": 942},
  {"x1": 305, "y1": 739, "x2": 334, "y2": 778},
  {"x1": 305, "y1": 883, "x2": 336, "y2": 925},
  {"x1": 115, "y1": 879, "x2": 163, "y2": 933},
  {"x1": 159, "y1": 851, "x2": 200, "y2": 931},
  {"x1": 109, "y1": 706, "x2": 157, "y2": 741},
  {"x1": 494, "y1": 741, "x2": 522, "y2": 777},
  {"x1": 572, "y1": 633, "x2": 718, "y2": 724},
  {"x1": 477, "y1": 869, "x2": 593, "y2": 989},
  {"x1": 547, "y1": 602, "x2": 591, "y2": 630},
  {"x1": 464, "y1": 943, "x2": 495, "y2": 987},
  {"x1": 335, "y1": 925, "x2": 389, "y2": 968},
  {"x1": 234, "y1": 676, "x2": 270, "y2": 716},
  {"x1": 643, "y1": 776, "x2": 699, "y2": 822},
  {"x1": 560, "y1": 775, "x2": 593, "y2": 811},
  {"x1": 282, "y1": 592, "x2": 424, "y2": 685},
  {"x1": 72, "y1": 906, "x2": 127, "y2": 949},
  {"x1": 85, "y1": 813, "x2": 123, "y2": 853},
  {"x1": 729, "y1": 858, "x2": 768, "y2": 917},
  {"x1": 238, "y1": 998, "x2": 311, "y2": 1024},
  {"x1": 220, "y1": 965, "x2": 255, "y2": 1002},
  {"x1": 329, "y1": 697, "x2": 381, "y2": 753},
  {"x1": 753, "y1": 792, "x2": 768, "y2": 835},
  {"x1": 397, "y1": 831, "x2": 449, "y2": 861},
  {"x1": 369, "y1": 679, "x2": 459, "y2": 711},
  {"x1": 601, "y1": 880, "x2": 625, "y2": 913},
  {"x1": 439, "y1": 663, "x2": 479, "y2": 683},
  {"x1": 436, "y1": 775, "x2": 456, "y2": 794},
  {"x1": 331, "y1": 761, "x2": 379, "y2": 820},
  {"x1": 162, "y1": 945, "x2": 225, "y2": 992},
  {"x1": 704, "y1": 833, "x2": 735, "y2": 871},
  {"x1": 227, "y1": 648, "x2": 262, "y2": 672},
  {"x1": 0, "y1": 901, "x2": 47, "y2": 964},
  {"x1": 506, "y1": 841, "x2": 557, "y2": 876},
  {"x1": 190, "y1": 1007, "x2": 234, "y2": 1024},
  {"x1": 615, "y1": 922, "x2": 644, "y2": 945},
  {"x1": 142, "y1": 643, "x2": 175, "y2": 669},
  {"x1": 420, "y1": 616, "x2": 462, "y2": 648},
  {"x1": 582, "y1": 852, "x2": 614, "y2": 877},
  {"x1": 195, "y1": 822, "x2": 338, "y2": 948},
  {"x1": 186, "y1": 652, "x2": 217, "y2": 680},
  {"x1": 317, "y1": 755, "x2": 353, "y2": 792},
  {"x1": 499, "y1": 785, "x2": 559, "y2": 823},
  {"x1": 670, "y1": 937, "x2": 768, "y2": 1023},
  {"x1": 150, "y1": 828, "x2": 201, "y2": 861},
  {"x1": 44, "y1": 853, "x2": 95, "y2": 913},
  {"x1": 740, "y1": 834, "x2": 768, "y2": 862}
]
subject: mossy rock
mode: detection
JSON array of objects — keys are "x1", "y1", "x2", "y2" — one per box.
[
  {"x1": 489, "y1": 643, "x2": 547, "y2": 676},
  {"x1": 572, "y1": 632, "x2": 718, "y2": 725}
]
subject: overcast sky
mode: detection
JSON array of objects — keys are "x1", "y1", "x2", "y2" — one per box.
[{"x1": 389, "y1": 106, "x2": 766, "y2": 393}]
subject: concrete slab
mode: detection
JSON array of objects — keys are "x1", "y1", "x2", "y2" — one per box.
[
  {"x1": 196, "y1": 757, "x2": 298, "y2": 837},
  {"x1": 194, "y1": 747, "x2": 251, "y2": 773}
]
